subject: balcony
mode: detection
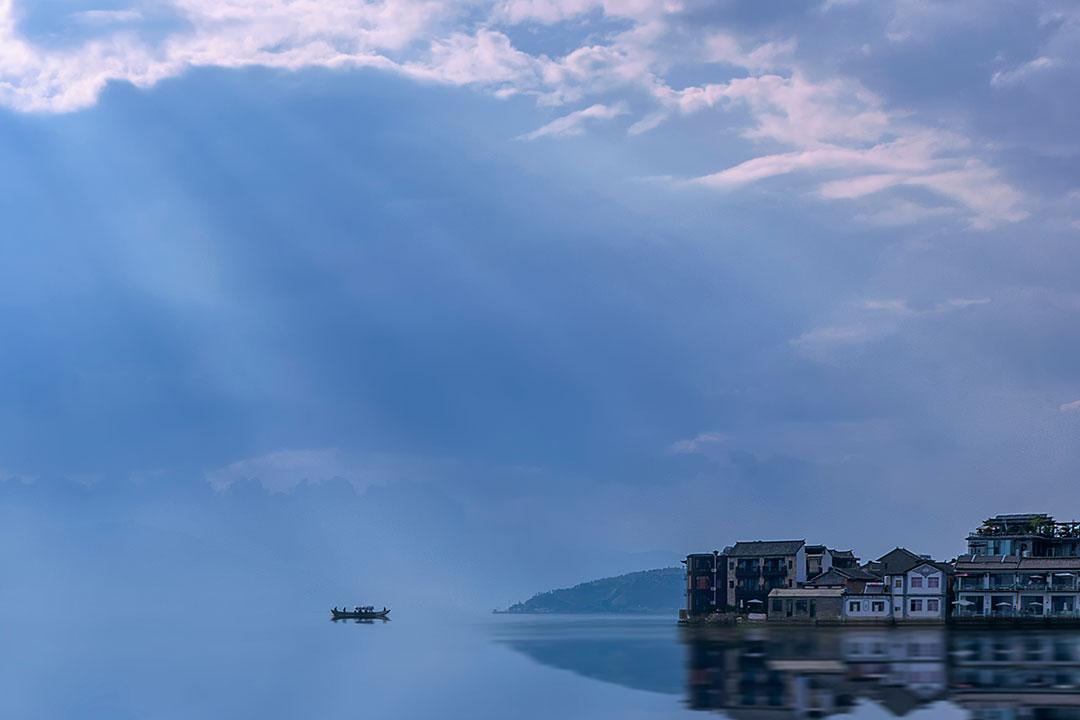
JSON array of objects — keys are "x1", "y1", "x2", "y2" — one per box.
[
  {"x1": 735, "y1": 566, "x2": 760, "y2": 578},
  {"x1": 957, "y1": 580, "x2": 986, "y2": 591},
  {"x1": 762, "y1": 565, "x2": 788, "y2": 577}
]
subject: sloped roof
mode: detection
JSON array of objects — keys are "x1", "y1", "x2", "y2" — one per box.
[
  {"x1": 829, "y1": 549, "x2": 856, "y2": 559},
  {"x1": 876, "y1": 547, "x2": 952, "y2": 575},
  {"x1": 807, "y1": 566, "x2": 880, "y2": 586},
  {"x1": 729, "y1": 540, "x2": 805, "y2": 557},
  {"x1": 805, "y1": 569, "x2": 848, "y2": 587}
]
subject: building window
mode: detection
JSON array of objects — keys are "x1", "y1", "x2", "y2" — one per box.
[
  {"x1": 928, "y1": 576, "x2": 940, "y2": 589},
  {"x1": 911, "y1": 576, "x2": 923, "y2": 588},
  {"x1": 771, "y1": 598, "x2": 782, "y2": 612},
  {"x1": 788, "y1": 560, "x2": 793, "y2": 569},
  {"x1": 894, "y1": 578, "x2": 903, "y2": 589},
  {"x1": 729, "y1": 580, "x2": 734, "y2": 589},
  {"x1": 927, "y1": 599, "x2": 940, "y2": 613},
  {"x1": 910, "y1": 599, "x2": 923, "y2": 612},
  {"x1": 696, "y1": 577, "x2": 709, "y2": 590},
  {"x1": 849, "y1": 601, "x2": 861, "y2": 613},
  {"x1": 872, "y1": 601, "x2": 885, "y2": 612}
]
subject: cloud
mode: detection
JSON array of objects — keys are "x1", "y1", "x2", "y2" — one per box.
[
  {"x1": 0, "y1": 0, "x2": 1029, "y2": 230},
  {"x1": 0, "y1": 468, "x2": 36, "y2": 484},
  {"x1": 991, "y1": 56, "x2": 1056, "y2": 87},
  {"x1": 853, "y1": 199, "x2": 957, "y2": 227},
  {"x1": 1060, "y1": 400, "x2": 1080, "y2": 413},
  {"x1": 204, "y1": 448, "x2": 415, "y2": 494},
  {"x1": 70, "y1": 9, "x2": 144, "y2": 25},
  {"x1": 793, "y1": 295, "x2": 991, "y2": 358},
  {"x1": 692, "y1": 135, "x2": 1025, "y2": 229},
  {"x1": 791, "y1": 323, "x2": 870, "y2": 351},
  {"x1": 667, "y1": 431, "x2": 726, "y2": 455},
  {"x1": 517, "y1": 102, "x2": 626, "y2": 140}
]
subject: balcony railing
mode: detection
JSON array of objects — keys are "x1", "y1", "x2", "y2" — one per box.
[
  {"x1": 735, "y1": 566, "x2": 760, "y2": 578},
  {"x1": 762, "y1": 565, "x2": 788, "y2": 576}
]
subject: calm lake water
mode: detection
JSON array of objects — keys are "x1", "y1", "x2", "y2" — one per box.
[{"x1": 6, "y1": 612, "x2": 1079, "y2": 718}]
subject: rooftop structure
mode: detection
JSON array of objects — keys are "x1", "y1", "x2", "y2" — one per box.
[
  {"x1": 967, "y1": 513, "x2": 1080, "y2": 558},
  {"x1": 728, "y1": 540, "x2": 805, "y2": 557}
]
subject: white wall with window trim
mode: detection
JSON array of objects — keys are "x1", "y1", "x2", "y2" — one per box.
[{"x1": 843, "y1": 595, "x2": 891, "y2": 620}]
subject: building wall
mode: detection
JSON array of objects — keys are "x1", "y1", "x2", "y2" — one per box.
[
  {"x1": 843, "y1": 595, "x2": 891, "y2": 620},
  {"x1": 685, "y1": 553, "x2": 729, "y2": 616},
  {"x1": 884, "y1": 565, "x2": 947, "y2": 621},
  {"x1": 731, "y1": 553, "x2": 800, "y2": 612},
  {"x1": 767, "y1": 595, "x2": 844, "y2": 622},
  {"x1": 795, "y1": 546, "x2": 808, "y2": 584}
]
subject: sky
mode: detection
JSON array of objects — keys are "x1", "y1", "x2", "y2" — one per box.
[{"x1": 1, "y1": 0, "x2": 1080, "y2": 614}]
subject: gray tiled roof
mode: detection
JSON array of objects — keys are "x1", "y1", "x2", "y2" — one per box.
[
  {"x1": 877, "y1": 547, "x2": 952, "y2": 575},
  {"x1": 728, "y1": 540, "x2": 805, "y2": 557},
  {"x1": 807, "y1": 566, "x2": 880, "y2": 586}
]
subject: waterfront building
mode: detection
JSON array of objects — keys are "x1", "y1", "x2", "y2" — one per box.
[
  {"x1": 767, "y1": 587, "x2": 844, "y2": 622},
  {"x1": 804, "y1": 546, "x2": 861, "y2": 579},
  {"x1": 807, "y1": 566, "x2": 881, "y2": 594},
  {"x1": 830, "y1": 550, "x2": 859, "y2": 570},
  {"x1": 967, "y1": 513, "x2": 1080, "y2": 558},
  {"x1": 873, "y1": 548, "x2": 951, "y2": 622},
  {"x1": 683, "y1": 551, "x2": 728, "y2": 616},
  {"x1": 726, "y1": 540, "x2": 807, "y2": 613},
  {"x1": 952, "y1": 555, "x2": 1080, "y2": 618},
  {"x1": 805, "y1": 545, "x2": 831, "y2": 578},
  {"x1": 842, "y1": 589, "x2": 892, "y2": 621}
]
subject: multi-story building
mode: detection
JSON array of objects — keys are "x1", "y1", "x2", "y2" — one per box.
[
  {"x1": 805, "y1": 546, "x2": 861, "y2": 579},
  {"x1": 952, "y1": 555, "x2": 1080, "y2": 618},
  {"x1": 726, "y1": 540, "x2": 806, "y2": 613},
  {"x1": 807, "y1": 565, "x2": 882, "y2": 594},
  {"x1": 683, "y1": 551, "x2": 728, "y2": 616},
  {"x1": 873, "y1": 548, "x2": 951, "y2": 622},
  {"x1": 966, "y1": 513, "x2": 1080, "y2": 558},
  {"x1": 830, "y1": 549, "x2": 859, "y2": 570},
  {"x1": 805, "y1": 545, "x2": 832, "y2": 578}
]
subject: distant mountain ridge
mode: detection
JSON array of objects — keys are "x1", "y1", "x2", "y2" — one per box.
[{"x1": 502, "y1": 567, "x2": 683, "y2": 614}]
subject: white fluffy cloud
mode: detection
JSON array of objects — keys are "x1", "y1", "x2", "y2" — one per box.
[{"x1": 0, "y1": 0, "x2": 1029, "y2": 229}]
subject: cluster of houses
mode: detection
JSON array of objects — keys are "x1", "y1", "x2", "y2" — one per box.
[{"x1": 682, "y1": 512, "x2": 1080, "y2": 624}]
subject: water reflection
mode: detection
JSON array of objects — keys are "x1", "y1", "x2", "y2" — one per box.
[
  {"x1": 497, "y1": 618, "x2": 1080, "y2": 718},
  {"x1": 950, "y1": 631, "x2": 1080, "y2": 719},
  {"x1": 684, "y1": 626, "x2": 947, "y2": 717}
]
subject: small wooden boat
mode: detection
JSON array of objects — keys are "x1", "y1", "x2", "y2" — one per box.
[{"x1": 331, "y1": 605, "x2": 390, "y2": 620}]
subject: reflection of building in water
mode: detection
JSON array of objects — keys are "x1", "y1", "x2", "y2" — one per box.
[
  {"x1": 950, "y1": 631, "x2": 1080, "y2": 719},
  {"x1": 682, "y1": 627, "x2": 947, "y2": 718}
]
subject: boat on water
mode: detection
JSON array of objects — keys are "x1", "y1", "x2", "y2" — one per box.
[{"x1": 331, "y1": 605, "x2": 390, "y2": 620}]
